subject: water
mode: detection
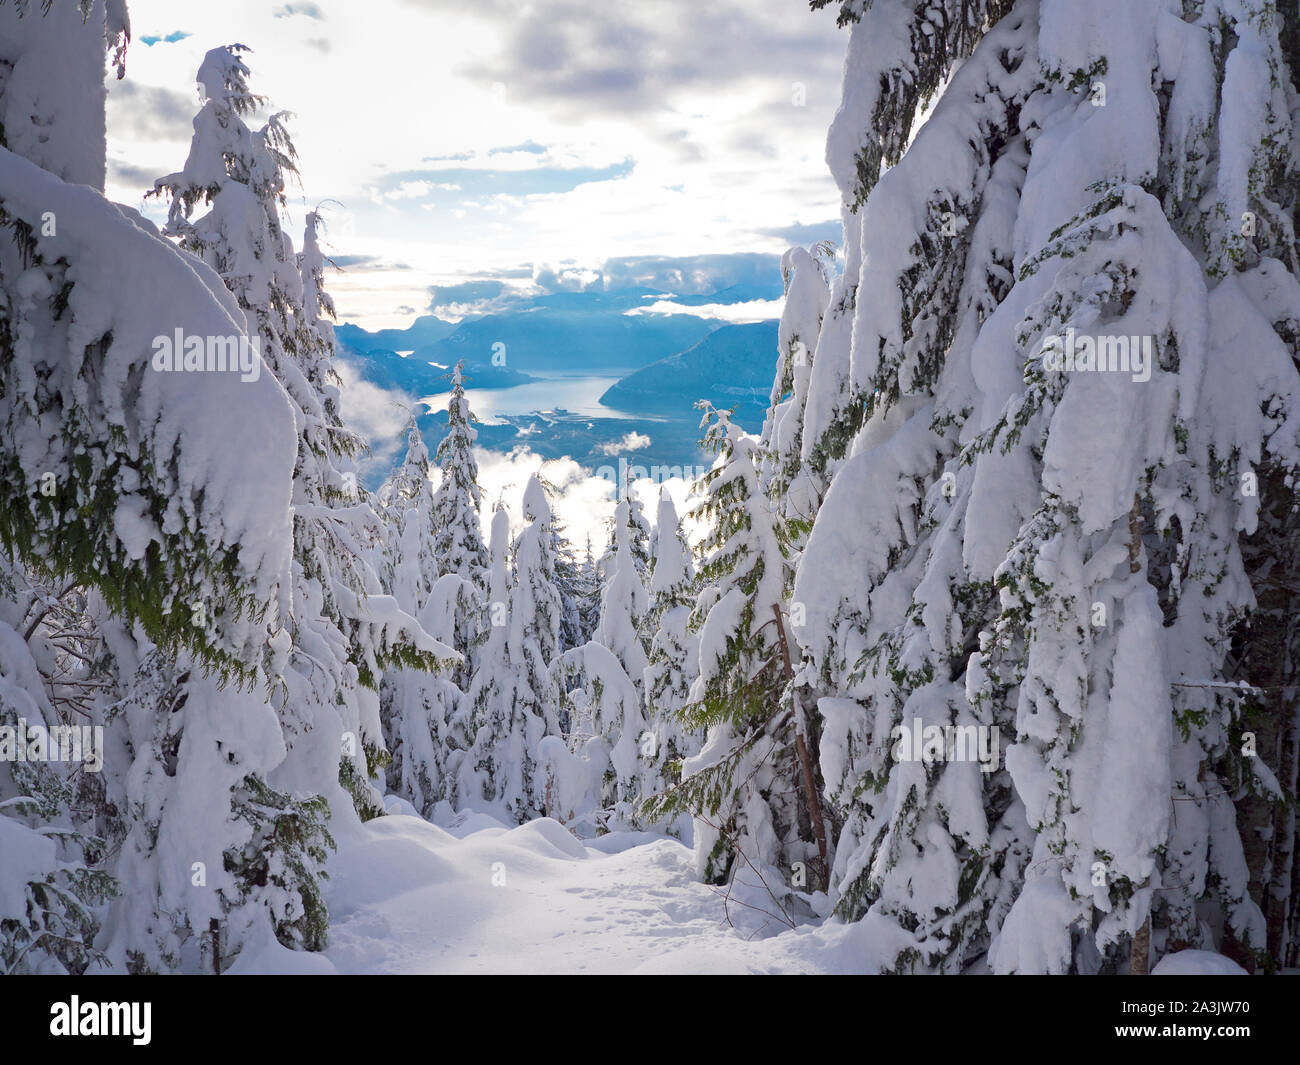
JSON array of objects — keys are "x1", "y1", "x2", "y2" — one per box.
[{"x1": 420, "y1": 369, "x2": 652, "y2": 423}]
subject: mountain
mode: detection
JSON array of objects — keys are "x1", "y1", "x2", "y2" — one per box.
[
  {"x1": 599, "y1": 321, "x2": 778, "y2": 423},
  {"x1": 337, "y1": 282, "x2": 783, "y2": 379},
  {"x1": 424, "y1": 307, "x2": 718, "y2": 374},
  {"x1": 336, "y1": 314, "x2": 457, "y2": 354},
  {"x1": 657, "y1": 282, "x2": 782, "y2": 306},
  {"x1": 341, "y1": 347, "x2": 532, "y2": 396}
]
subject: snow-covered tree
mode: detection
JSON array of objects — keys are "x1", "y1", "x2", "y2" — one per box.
[
  {"x1": 647, "y1": 405, "x2": 811, "y2": 901},
  {"x1": 376, "y1": 420, "x2": 465, "y2": 817},
  {"x1": 595, "y1": 497, "x2": 650, "y2": 701},
  {"x1": 576, "y1": 536, "x2": 603, "y2": 643},
  {"x1": 598, "y1": 490, "x2": 652, "y2": 587},
  {"x1": 553, "y1": 518, "x2": 597, "y2": 653},
  {"x1": 761, "y1": 245, "x2": 831, "y2": 533},
  {"x1": 0, "y1": 13, "x2": 293, "y2": 688},
  {"x1": 552, "y1": 640, "x2": 647, "y2": 831},
  {"x1": 641, "y1": 490, "x2": 701, "y2": 810},
  {"x1": 459, "y1": 482, "x2": 561, "y2": 822},
  {"x1": 457, "y1": 508, "x2": 519, "y2": 816},
  {"x1": 0, "y1": 563, "x2": 115, "y2": 974},
  {"x1": 429, "y1": 363, "x2": 488, "y2": 686},
  {"x1": 432, "y1": 364, "x2": 489, "y2": 582},
  {"x1": 509, "y1": 476, "x2": 563, "y2": 737},
  {"x1": 0, "y1": 8, "x2": 351, "y2": 972},
  {"x1": 378, "y1": 416, "x2": 440, "y2": 614},
  {"x1": 791, "y1": 0, "x2": 1300, "y2": 974}
]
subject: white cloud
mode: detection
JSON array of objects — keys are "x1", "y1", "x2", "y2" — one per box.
[
  {"x1": 335, "y1": 359, "x2": 416, "y2": 474},
  {"x1": 461, "y1": 447, "x2": 617, "y2": 551},
  {"x1": 373, "y1": 179, "x2": 435, "y2": 202},
  {"x1": 445, "y1": 444, "x2": 710, "y2": 556},
  {"x1": 596, "y1": 431, "x2": 652, "y2": 456},
  {"x1": 625, "y1": 298, "x2": 783, "y2": 323}
]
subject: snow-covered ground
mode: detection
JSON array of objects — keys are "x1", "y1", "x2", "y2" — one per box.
[
  {"x1": 220, "y1": 803, "x2": 1253, "y2": 975},
  {"x1": 313, "y1": 811, "x2": 872, "y2": 975},
  {"x1": 324, "y1": 815, "x2": 793, "y2": 974}
]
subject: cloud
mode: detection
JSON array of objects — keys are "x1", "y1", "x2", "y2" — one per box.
[
  {"x1": 376, "y1": 180, "x2": 435, "y2": 202},
  {"x1": 410, "y1": 251, "x2": 788, "y2": 324},
  {"x1": 372, "y1": 159, "x2": 635, "y2": 201},
  {"x1": 597, "y1": 252, "x2": 783, "y2": 295},
  {"x1": 329, "y1": 253, "x2": 380, "y2": 268},
  {"x1": 521, "y1": 253, "x2": 783, "y2": 298},
  {"x1": 336, "y1": 359, "x2": 417, "y2": 475},
  {"x1": 531, "y1": 263, "x2": 603, "y2": 293},
  {"x1": 468, "y1": 447, "x2": 617, "y2": 550},
  {"x1": 427, "y1": 279, "x2": 515, "y2": 318},
  {"x1": 401, "y1": 0, "x2": 843, "y2": 138},
  {"x1": 108, "y1": 159, "x2": 169, "y2": 191},
  {"x1": 760, "y1": 219, "x2": 842, "y2": 247},
  {"x1": 462, "y1": 445, "x2": 704, "y2": 553},
  {"x1": 274, "y1": 3, "x2": 326, "y2": 18},
  {"x1": 488, "y1": 141, "x2": 547, "y2": 156},
  {"x1": 105, "y1": 0, "x2": 845, "y2": 331},
  {"x1": 106, "y1": 81, "x2": 197, "y2": 143},
  {"x1": 596, "y1": 431, "x2": 652, "y2": 456},
  {"x1": 625, "y1": 298, "x2": 782, "y2": 323}
]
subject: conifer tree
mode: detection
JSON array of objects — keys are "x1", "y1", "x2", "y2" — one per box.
[
  {"x1": 646, "y1": 406, "x2": 808, "y2": 898},
  {"x1": 379, "y1": 416, "x2": 440, "y2": 612},
  {"x1": 761, "y1": 245, "x2": 831, "y2": 530},
  {"x1": 552, "y1": 518, "x2": 594, "y2": 653},
  {"x1": 0, "y1": 18, "x2": 295, "y2": 686},
  {"x1": 641, "y1": 491, "x2": 702, "y2": 823},
  {"x1": 433, "y1": 363, "x2": 489, "y2": 583},
  {"x1": 595, "y1": 497, "x2": 651, "y2": 701},
  {"x1": 509, "y1": 476, "x2": 564, "y2": 738},
  {"x1": 0, "y1": 10, "x2": 348, "y2": 972},
  {"x1": 431, "y1": 363, "x2": 489, "y2": 686},
  {"x1": 458, "y1": 481, "x2": 562, "y2": 821},
  {"x1": 0, "y1": 563, "x2": 115, "y2": 974},
  {"x1": 791, "y1": 0, "x2": 1300, "y2": 973},
  {"x1": 377, "y1": 421, "x2": 460, "y2": 817}
]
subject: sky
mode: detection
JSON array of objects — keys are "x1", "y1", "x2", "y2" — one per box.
[{"x1": 108, "y1": 0, "x2": 850, "y2": 329}]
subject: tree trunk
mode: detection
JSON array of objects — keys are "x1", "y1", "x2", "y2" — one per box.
[
  {"x1": 1128, "y1": 495, "x2": 1152, "y2": 976},
  {"x1": 772, "y1": 604, "x2": 830, "y2": 889}
]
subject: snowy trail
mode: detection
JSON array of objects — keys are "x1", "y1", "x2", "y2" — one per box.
[{"x1": 320, "y1": 813, "x2": 868, "y2": 974}]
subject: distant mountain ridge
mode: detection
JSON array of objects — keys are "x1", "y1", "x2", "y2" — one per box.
[
  {"x1": 335, "y1": 280, "x2": 783, "y2": 376},
  {"x1": 335, "y1": 314, "x2": 456, "y2": 354},
  {"x1": 599, "y1": 321, "x2": 778, "y2": 423},
  {"x1": 342, "y1": 347, "x2": 532, "y2": 395}
]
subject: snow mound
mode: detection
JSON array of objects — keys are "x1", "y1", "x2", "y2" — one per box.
[
  {"x1": 1152, "y1": 950, "x2": 1249, "y2": 976},
  {"x1": 503, "y1": 817, "x2": 590, "y2": 861},
  {"x1": 326, "y1": 815, "x2": 460, "y2": 911},
  {"x1": 437, "y1": 808, "x2": 514, "y2": 839}
]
